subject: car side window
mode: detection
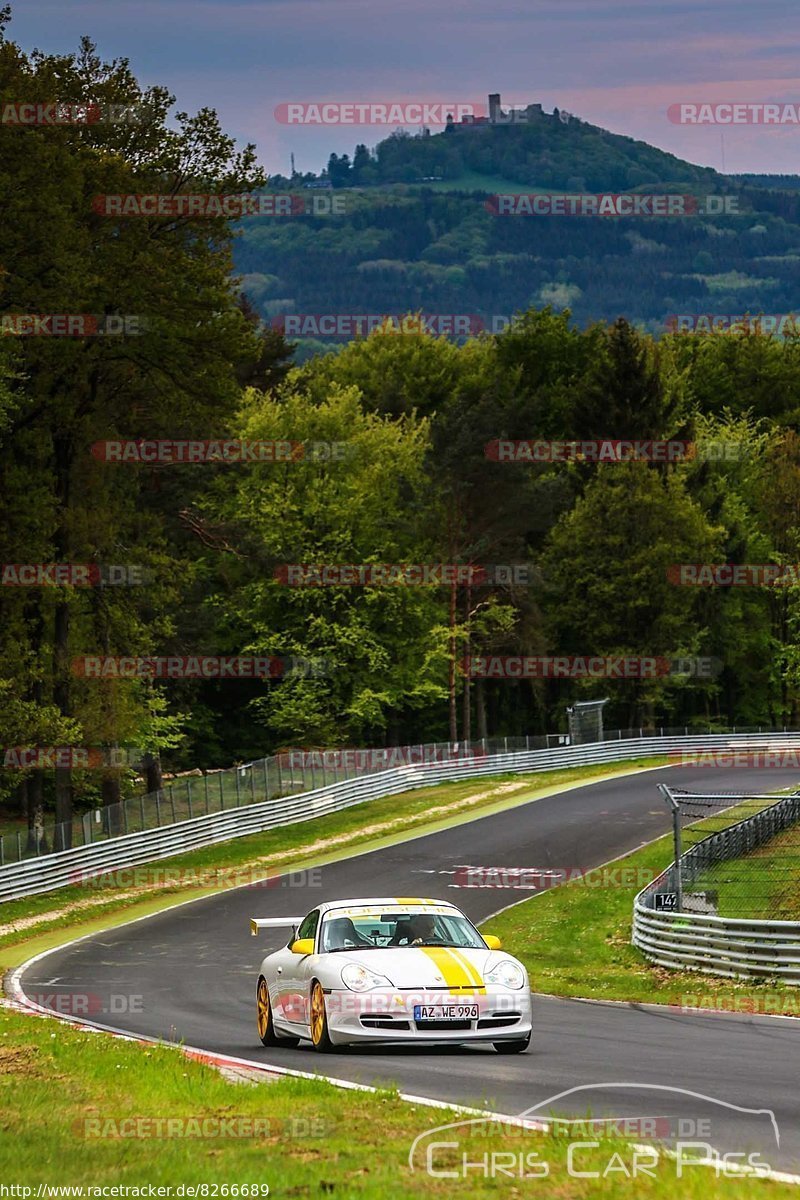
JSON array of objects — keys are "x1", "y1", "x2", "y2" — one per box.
[{"x1": 295, "y1": 909, "x2": 320, "y2": 947}]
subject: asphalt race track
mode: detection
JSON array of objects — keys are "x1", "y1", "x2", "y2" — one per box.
[{"x1": 17, "y1": 765, "x2": 800, "y2": 1173}]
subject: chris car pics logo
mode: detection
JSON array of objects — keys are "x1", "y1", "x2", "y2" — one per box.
[{"x1": 409, "y1": 1084, "x2": 779, "y2": 1181}]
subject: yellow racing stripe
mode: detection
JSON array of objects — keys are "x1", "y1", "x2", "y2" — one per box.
[
  {"x1": 446, "y1": 946, "x2": 485, "y2": 989},
  {"x1": 420, "y1": 946, "x2": 485, "y2": 991}
]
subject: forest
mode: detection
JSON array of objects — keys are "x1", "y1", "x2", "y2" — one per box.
[{"x1": 2, "y1": 12, "x2": 800, "y2": 839}]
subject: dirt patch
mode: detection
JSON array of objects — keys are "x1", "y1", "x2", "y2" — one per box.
[
  {"x1": 254, "y1": 780, "x2": 531, "y2": 866},
  {"x1": 0, "y1": 1043, "x2": 41, "y2": 1076},
  {"x1": 0, "y1": 890, "x2": 141, "y2": 940}
]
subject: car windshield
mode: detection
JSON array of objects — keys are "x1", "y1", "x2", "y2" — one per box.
[{"x1": 320, "y1": 910, "x2": 486, "y2": 951}]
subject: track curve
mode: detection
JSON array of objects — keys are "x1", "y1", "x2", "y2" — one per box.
[{"x1": 15, "y1": 765, "x2": 800, "y2": 1171}]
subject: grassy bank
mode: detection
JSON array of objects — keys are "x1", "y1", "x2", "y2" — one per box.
[
  {"x1": 0, "y1": 1003, "x2": 792, "y2": 1195},
  {"x1": 692, "y1": 821, "x2": 800, "y2": 920},
  {"x1": 486, "y1": 821, "x2": 800, "y2": 1011}
]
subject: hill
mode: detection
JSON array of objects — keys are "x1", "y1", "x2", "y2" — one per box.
[{"x1": 237, "y1": 112, "x2": 800, "y2": 349}]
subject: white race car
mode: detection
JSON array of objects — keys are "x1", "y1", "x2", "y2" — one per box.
[{"x1": 251, "y1": 896, "x2": 532, "y2": 1053}]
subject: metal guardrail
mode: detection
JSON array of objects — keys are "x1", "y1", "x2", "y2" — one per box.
[
  {"x1": 1, "y1": 735, "x2": 572, "y2": 866},
  {"x1": 633, "y1": 779, "x2": 800, "y2": 984},
  {"x1": 4, "y1": 728, "x2": 800, "y2": 905}
]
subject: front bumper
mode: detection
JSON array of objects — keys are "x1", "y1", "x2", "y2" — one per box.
[{"x1": 322, "y1": 987, "x2": 532, "y2": 1045}]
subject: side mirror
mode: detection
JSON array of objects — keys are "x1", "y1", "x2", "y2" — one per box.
[
  {"x1": 290, "y1": 938, "x2": 315, "y2": 956},
  {"x1": 483, "y1": 934, "x2": 502, "y2": 950}
]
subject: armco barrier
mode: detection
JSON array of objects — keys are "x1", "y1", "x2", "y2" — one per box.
[
  {"x1": 633, "y1": 777, "x2": 800, "y2": 984},
  {"x1": 4, "y1": 730, "x2": 800, "y2": 905}
]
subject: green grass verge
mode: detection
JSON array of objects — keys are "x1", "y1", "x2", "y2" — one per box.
[
  {"x1": 691, "y1": 821, "x2": 800, "y2": 920},
  {"x1": 0, "y1": 1003, "x2": 793, "y2": 1195},
  {"x1": 0, "y1": 758, "x2": 669, "y2": 962},
  {"x1": 486, "y1": 796, "x2": 800, "y2": 1011}
]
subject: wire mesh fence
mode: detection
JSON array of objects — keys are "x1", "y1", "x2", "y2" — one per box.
[
  {"x1": 3, "y1": 723, "x2": 798, "y2": 870},
  {"x1": 0, "y1": 734, "x2": 574, "y2": 867},
  {"x1": 644, "y1": 786, "x2": 800, "y2": 919}
]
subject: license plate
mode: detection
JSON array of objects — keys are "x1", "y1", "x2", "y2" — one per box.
[{"x1": 414, "y1": 1004, "x2": 479, "y2": 1020}]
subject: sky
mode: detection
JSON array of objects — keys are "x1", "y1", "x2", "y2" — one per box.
[{"x1": 8, "y1": 0, "x2": 800, "y2": 176}]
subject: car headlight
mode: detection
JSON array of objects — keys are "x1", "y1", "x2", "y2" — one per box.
[
  {"x1": 340, "y1": 963, "x2": 390, "y2": 992},
  {"x1": 484, "y1": 959, "x2": 525, "y2": 990}
]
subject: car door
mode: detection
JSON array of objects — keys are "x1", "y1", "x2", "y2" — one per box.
[{"x1": 277, "y1": 908, "x2": 320, "y2": 1030}]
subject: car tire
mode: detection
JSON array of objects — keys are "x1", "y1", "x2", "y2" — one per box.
[
  {"x1": 494, "y1": 1034, "x2": 531, "y2": 1054},
  {"x1": 310, "y1": 980, "x2": 335, "y2": 1052},
  {"x1": 257, "y1": 977, "x2": 299, "y2": 1048}
]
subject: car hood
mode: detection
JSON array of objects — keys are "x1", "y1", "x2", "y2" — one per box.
[{"x1": 333, "y1": 946, "x2": 512, "y2": 989}]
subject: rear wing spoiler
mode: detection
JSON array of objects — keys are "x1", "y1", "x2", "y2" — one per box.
[{"x1": 250, "y1": 917, "x2": 304, "y2": 936}]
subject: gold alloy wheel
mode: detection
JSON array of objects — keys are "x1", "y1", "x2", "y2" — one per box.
[
  {"x1": 310, "y1": 981, "x2": 333, "y2": 1051},
  {"x1": 256, "y1": 977, "x2": 300, "y2": 1048},
  {"x1": 257, "y1": 977, "x2": 271, "y2": 1042}
]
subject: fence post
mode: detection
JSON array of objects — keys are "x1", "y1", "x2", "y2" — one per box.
[
  {"x1": 17, "y1": 831, "x2": 22, "y2": 861},
  {"x1": 250, "y1": 765, "x2": 256, "y2": 804},
  {"x1": 219, "y1": 771, "x2": 224, "y2": 810},
  {"x1": 140, "y1": 794, "x2": 145, "y2": 831},
  {"x1": 264, "y1": 757, "x2": 270, "y2": 800},
  {"x1": 276, "y1": 755, "x2": 282, "y2": 797},
  {"x1": 171, "y1": 788, "x2": 177, "y2": 823},
  {"x1": 155, "y1": 790, "x2": 162, "y2": 826},
  {"x1": 187, "y1": 778, "x2": 193, "y2": 820},
  {"x1": 669, "y1": 794, "x2": 682, "y2": 912},
  {"x1": 235, "y1": 769, "x2": 241, "y2": 807},
  {"x1": 0, "y1": 837, "x2": 3, "y2": 867}
]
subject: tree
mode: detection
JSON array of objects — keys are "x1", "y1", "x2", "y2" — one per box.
[
  {"x1": 198, "y1": 381, "x2": 448, "y2": 745},
  {"x1": 0, "y1": 21, "x2": 265, "y2": 842},
  {"x1": 540, "y1": 463, "x2": 723, "y2": 728},
  {"x1": 571, "y1": 318, "x2": 681, "y2": 442}
]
